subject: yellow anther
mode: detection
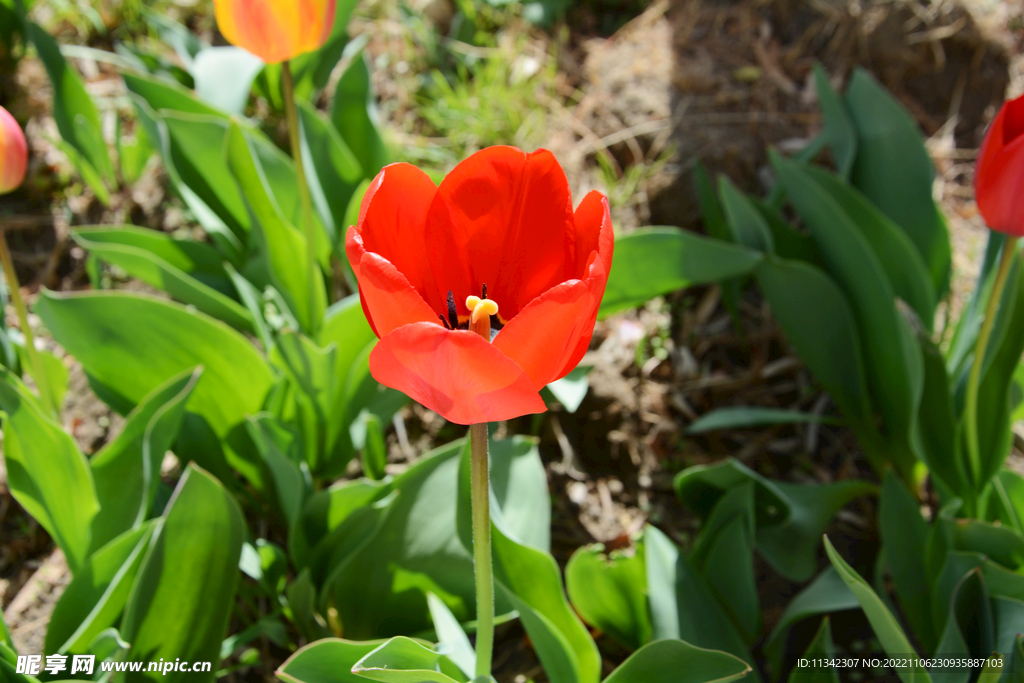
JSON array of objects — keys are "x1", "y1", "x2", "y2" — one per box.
[
  {"x1": 466, "y1": 295, "x2": 481, "y2": 310},
  {"x1": 470, "y1": 297, "x2": 499, "y2": 324},
  {"x1": 466, "y1": 295, "x2": 499, "y2": 341}
]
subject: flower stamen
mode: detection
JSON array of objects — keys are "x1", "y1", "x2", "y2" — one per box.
[
  {"x1": 446, "y1": 290, "x2": 459, "y2": 330},
  {"x1": 466, "y1": 294, "x2": 499, "y2": 342}
]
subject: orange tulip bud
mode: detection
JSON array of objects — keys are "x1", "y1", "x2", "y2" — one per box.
[
  {"x1": 0, "y1": 106, "x2": 27, "y2": 195},
  {"x1": 214, "y1": 0, "x2": 337, "y2": 64}
]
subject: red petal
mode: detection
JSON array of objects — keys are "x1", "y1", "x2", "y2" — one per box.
[
  {"x1": 423, "y1": 147, "x2": 575, "y2": 319},
  {"x1": 573, "y1": 191, "x2": 614, "y2": 276},
  {"x1": 370, "y1": 323, "x2": 547, "y2": 425},
  {"x1": 349, "y1": 163, "x2": 445, "y2": 313},
  {"x1": 353, "y1": 249, "x2": 439, "y2": 337},
  {"x1": 977, "y1": 101, "x2": 1024, "y2": 236},
  {"x1": 1004, "y1": 94, "x2": 1024, "y2": 146},
  {"x1": 493, "y1": 255, "x2": 609, "y2": 389}
]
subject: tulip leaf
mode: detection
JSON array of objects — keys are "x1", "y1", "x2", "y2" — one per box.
[
  {"x1": 35, "y1": 290, "x2": 274, "y2": 492},
  {"x1": 602, "y1": 639, "x2": 751, "y2": 683},
  {"x1": 694, "y1": 162, "x2": 743, "y2": 324},
  {"x1": 72, "y1": 226, "x2": 254, "y2": 331},
  {"x1": 359, "y1": 413, "x2": 388, "y2": 481},
  {"x1": 787, "y1": 618, "x2": 840, "y2": 683},
  {"x1": 225, "y1": 119, "x2": 327, "y2": 334},
  {"x1": 933, "y1": 569, "x2": 994, "y2": 683},
  {"x1": 0, "y1": 367, "x2": 98, "y2": 573},
  {"x1": 10, "y1": 339, "x2": 69, "y2": 416},
  {"x1": 192, "y1": 46, "x2": 264, "y2": 115},
  {"x1": 269, "y1": 330, "x2": 337, "y2": 472},
  {"x1": 812, "y1": 64, "x2": 856, "y2": 181},
  {"x1": 844, "y1": 68, "x2": 951, "y2": 295},
  {"x1": 121, "y1": 465, "x2": 244, "y2": 682},
  {"x1": 544, "y1": 365, "x2": 592, "y2": 414},
  {"x1": 89, "y1": 367, "x2": 201, "y2": 552},
  {"x1": 276, "y1": 638, "x2": 391, "y2": 683},
  {"x1": 600, "y1": 227, "x2": 762, "y2": 317},
  {"x1": 246, "y1": 414, "x2": 309, "y2": 530},
  {"x1": 351, "y1": 637, "x2": 467, "y2": 683},
  {"x1": 824, "y1": 536, "x2": 932, "y2": 683},
  {"x1": 45, "y1": 522, "x2": 157, "y2": 655},
  {"x1": 764, "y1": 568, "x2": 858, "y2": 675},
  {"x1": 916, "y1": 333, "x2": 962, "y2": 496},
  {"x1": 426, "y1": 593, "x2": 476, "y2": 679},
  {"x1": 566, "y1": 541, "x2": 652, "y2": 651},
  {"x1": 298, "y1": 99, "x2": 364, "y2": 248},
  {"x1": 751, "y1": 199, "x2": 828, "y2": 270},
  {"x1": 718, "y1": 176, "x2": 773, "y2": 252},
  {"x1": 332, "y1": 51, "x2": 389, "y2": 179},
  {"x1": 123, "y1": 71, "x2": 223, "y2": 117},
  {"x1": 686, "y1": 407, "x2": 839, "y2": 434}
]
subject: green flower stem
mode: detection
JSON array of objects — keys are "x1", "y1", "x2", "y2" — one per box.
[
  {"x1": 281, "y1": 60, "x2": 320, "y2": 331},
  {"x1": 470, "y1": 422, "x2": 494, "y2": 678},
  {"x1": 964, "y1": 234, "x2": 1019, "y2": 490},
  {"x1": 0, "y1": 228, "x2": 54, "y2": 415}
]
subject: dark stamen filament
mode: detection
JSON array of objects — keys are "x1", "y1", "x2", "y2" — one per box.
[
  {"x1": 439, "y1": 314, "x2": 451, "y2": 330},
  {"x1": 447, "y1": 290, "x2": 459, "y2": 330},
  {"x1": 481, "y1": 283, "x2": 487, "y2": 300}
]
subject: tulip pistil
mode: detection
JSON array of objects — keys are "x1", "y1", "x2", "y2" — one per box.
[{"x1": 467, "y1": 295, "x2": 499, "y2": 342}]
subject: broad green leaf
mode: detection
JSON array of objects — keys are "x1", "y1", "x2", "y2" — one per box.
[
  {"x1": 426, "y1": 593, "x2": 476, "y2": 679},
  {"x1": 643, "y1": 526, "x2": 753, "y2": 671},
  {"x1": 270, "y1": 331, "x2": 337, "y2": 471},
  {"x1": 351, "y1": 637, "x2": 466, "y2": 683},
  {"x1": 286, "y1": 569, "x2": 332, "y2": 643},
  {"x1": 686, "y1": 407, "x2": 839, "y2": 434},
  {"x1": 28, "y1": 22, "x2": 112, "y2": 182},
  {"x1": 192, "y1": 46, "x2": 264, "y2": 114},
  {"x1": 72, "y1": 226, "x2": 253, "y2": 331},
  {"x1": 360, "y1": 414, "x2": 388, "y2": 481},
  {"x1": 824, "y1": 536, "x2": 931, "y2": 683},
  {"x1": 123, "y1": 71, "x2": 223, "y2": 118},
  {"x1": 89, "y1": 368, "x2": 200, "y2": 551},
  {"x1": 225, "y1": 120, "x2": 326, "y2": 333},
  {"x1": 933, "y1": 569, "x2": 993, "y2": 683},
  {"x1": 994, "y1": 598, "x2": 1024, "y2": 664},
  {"x1": 298, "y1": 99, "x2": 364, "y2": 247},
  {"x1": 276, "y1": 638, "x2": 389, "y2": 683},
  {"x1": 718, "y1": 176, "x2": 773, "y2": 252},
  {"x1": 46, "y1": 522, "x2": 157, "y2": 655},
  {"x1": 754, "y1": 256, "x2": 874, "y2": 434},
  {"x1": 544, "y1": 365, "x2": 592, "y2": 414},
  {"x1": 917, "y1": 334, "x2": 962, "y2": 496},
  {"x1": 566, "y1": 541, "x2": 651, "y2": 651},
  {"x1": 801, "y1": 164, "x2": 936, "y2": 329},
  {"x1": 752, "y1": 200, "x2": 826, "y2": 270},
  {"x1": 694, "y1": 161, "x2": 742, "y2": 325},
  {"x1": 0, "y1": 368, "x2": 97, "y2": 572},
  {"x1": 773, "y1": 151, "x2": 923, "y2": 479},
  {"x1": 11, "y1": 339, "x2": 68, "y2": 415},
  {"x1": 332, "y1": 52, "x2": 389, "y2": 179},
  {"x1": 121, "y1": 465, "x2": 244, "y2": 682},
  {"x1": 764, "y1": 568, "x2": 858, "y2": 674},
  {"x1": 844, "y1": 68, "x2": 950, "y2": 295},
  {"x1": 603, "y1": 639, "x2": 751, "y2": 683},
  {"x1": 246, "y1": 414, "x2": 309, "y2": 529},
  {"x1": 787, "y1": 617, "x2": 840, "y2": 683},
  {"x1": 35, "y1": 290, "x2": 274, "y2": 491},
  {"x1": 600, "y1": 227, "x2": 762, "y2": 317},
  {"x1": 694, "y1": 501, "x2": 760, "y2": 642},
  {"x1": 985, "y1": 470, "x2": 1024, "y2": 536},
  {"x1": 812, "y1": 64, "x2": 856, "y2": 180},
  {"x1": 879, "y1": 471, "x2": 936, "y2": 651}
]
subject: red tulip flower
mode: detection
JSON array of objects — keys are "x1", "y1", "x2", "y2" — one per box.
[
  {"x1": 976, "y1": 93, "x2": 1024, "y2": 236},
  {"x1": 346, "y1": 146, "x2": 614, "y2": 425},
  {"x1": 214, "y1": 0, "x2": 336, "y2": 64},
  {"x1": 0, "y1": 106, "x2": 27, "y2": 195}
]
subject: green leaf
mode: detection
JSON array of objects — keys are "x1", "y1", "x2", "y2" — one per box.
[
  {"x1": 764, "y1": 568, "x2": 858, "y2": 675},
  {"x1": 694, "y1": 162, "x2": 743, "y2": 325},
  {"x1": 753, "y1": 256, "x2": 874, "y2": 434},
  {"x1": 812, "y1": 64, "x2": 856, "y2": 180},
  {"x1": 298, "y1": 99, "x2": 365, "y2": 248},
  {"x1": 192, "y1": 46, "x2": 264, "y2": 115},
  {"x1": 332, "y1": 52, "x2": 389, "y2": 179},
  {"x1": 823, "y1": 536, "x2": 932, "y2": 683},
  {"x1": 28, "y1": 22, "x2": 113, "y2": 183},
  {"x1": 718, "y1": 176, "x2": 773, "y2": 252},
  {"x1": 787, "y1": 618, "x2": 840, "y2": 683},
  {"x1": 72, "y1": 226, "x2": 253, "y2": 331},
  {"x1": 269, "y1": 330, "x2": 337, "y2": 472},
  {"x1": 544, "y1": 365, "x2": 592, "y2": 414},
  {"x1": 0, "y1": 368, "x2": 97, "y2": 572},
  {"x1": 933, "y1": 569, "x2": 993, "y2": 683},
  {"x1": 276, "y1": 638, "x2": 389, "y2": 683},
  {"x1": 643, "y1": 526, "x2": 753, "y2": 670},
  {"x1": 246, "y1": 414, "x2": 309, "y2": 529},
  {"x1": 11, "y1": 340, "x2": 68, "y2": 415},
  {"x1": 603, "y1": 639, "x2": 751, "y2": 683},
  {"x1": 844, "y1": 68, "x2": 951, "y2": 295},
  {"x1": 89, "y1": 368, "x2": 200, "y2": 551},
  {"x1": 566, "y1": 541, "x2": 651, "y2": 651},
  {"x1": 225, "y1": 119, "x2": 327, "y2": 334},
  {"x1": 800, "y1": 164, "x2": 936, "y2": 329},
  {"x1": 45, "y1": 522, "x2": 157, "y2": 655},
  {"x1": 772, "y1": 151, "x2": 924, "y2": 479},
  {"x1": 360, "y1": 414, "x2": 388, "y2": 481},
  {"x1": 426, "y1": 593, "x2": 476, "y2": 679},
  {"x1": 599, "y1": 228, "x2": 763, "y2": 317},
  {"x1": 686, "y1": 407, "x2": 839, "y2": 434},
  {"x1": 916, "y1": 334, "x2": 962, "y2": 496},
  {"x1": 121, "y1": 465, "x2": 245, "y2": 682},
  {"x1": 351, "y1": 637, "x2": 466, "y2": 683},
  {"x1": 35, "y1": 290, "x2": 274, "y2": 491}
]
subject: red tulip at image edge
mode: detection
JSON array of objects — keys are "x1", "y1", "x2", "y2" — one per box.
[
  {"x1": 976, "y1": 93, "x2": 1024, "y2": 236},
  {"x1": 346, "y1": 146, "x2": 614, "y2": 426},
  {"x1": 0, "y1": 106, "x2": 28, "y2": 195},
  {"x1": 214, "y1": 0, "x2": 337, "y2": 64}
]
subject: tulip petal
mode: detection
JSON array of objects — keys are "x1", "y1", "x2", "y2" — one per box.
[
  {"x1": 424, "y1": 146, "x2": 575, "y2": 319},
  {"x1": 370, "y1": 323, "x2": 547, "y2": 425},
  {"x1": 0, "y1": 107, "x2": 27, "y2": 195},
  {"x1": 493, "y1": 255, "x2": 608, "y2": 389},
  {"x1": 215, "y1": 0, "x2": 336, "y2": 64},
  {"x1": 573, "y1": 191, "x2": 614, "y2": 275},
  {"x1": 977, "y1": 99, "x2": 1024, "y2": 236},
  {"x1": 354, "y1": 250, "x2": 439, "y2": 337},
  {"x1": 348, "y1": 163, "x2": 445, "y2": 314}
]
